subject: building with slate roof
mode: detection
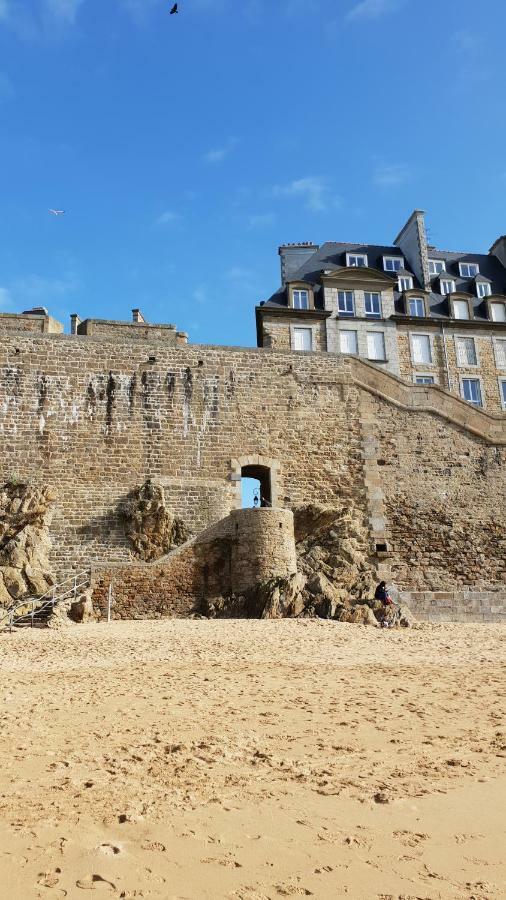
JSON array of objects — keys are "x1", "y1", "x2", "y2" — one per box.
[{"x1": 256, "y1": 210, "x2": 506, "y2": 413}]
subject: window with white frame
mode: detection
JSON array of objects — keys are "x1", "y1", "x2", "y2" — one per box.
[
  {"x1": 415, "y1": 375, "x2": 435, "y2": 384},
  {"x1": 500, "y1": 379, "x2": 506, "y2": 409},
  {"x1": 490, "y1": 301, "x2": 506, "y2": 322},
  {"x1": 292, "y1": 327, "x2": 312, "y2": 352},
  {"x1": 440, "y1": 279, "x2": 455, "y2": 296},
  {"x1": 337, "y1": 290, "x2": 355, "y2": 317},
  {"x1": 364, "y1": 292, "x2": 382, "y2": 318},
  {"x1": 339, "y1": 330, "x2": 358, "y2": 355},
  {"x1": 292, "y1": 289, "x2": 309, "y2": 310},
  {"x1": 383, "y1": 256, "x2": 404, "y2": 272},
  {"x1": 455, "y1": 336, "x2": 478, "y2": 367},
  {"x1": 452, "y1": 299, "x2": 470, "y2": 320},
  {"x1": 461, "y1": 378, "x2": 482, "y2": 406},
  {"x1": 495, "y1": 339, "x2": 506, "y2": 368},
  {"x1": 367, "y1": 331, "x2": 386, "y2": 360},
  {"x1": 408, "y1": 297, "x2": 425, "y2": 317},
  {"x1": 429, "y1": 259, "x2": 446, "y2": 275},
  {"x1": 459, "y1": 262, "x2": 480, "y2": 278},
  {"x1": 399, "y1": 276, "x2": 414, "y2": 291},
  {"x1": 477, "y1": 282, "x2": 491, "y2": 298},
  {"x1": 411, "y1": 333, "x2": 432, "y2": 365},
  {"x1": 346, "y1": 253, "x2": 368, "y2": 268}
]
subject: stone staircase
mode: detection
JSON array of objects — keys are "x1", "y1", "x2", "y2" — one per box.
[
  {"x1": 0, "y1": 571, "x2": 90, "y2": 631},
  {"x1": 347, "y1": 356, "x2": 506, "y2": 445}
]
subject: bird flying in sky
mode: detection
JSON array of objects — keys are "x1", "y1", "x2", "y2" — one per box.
[
  {"x1": 49, "y1": 209, "x2": 65, "y2": 216},
  {"x1": 169, "y1": 3, "x2": 178, "y2": 13}
]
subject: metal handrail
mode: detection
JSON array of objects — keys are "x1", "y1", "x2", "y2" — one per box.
[{"x1": 0, "y1": 571, "x2": 90, "y2": 632}]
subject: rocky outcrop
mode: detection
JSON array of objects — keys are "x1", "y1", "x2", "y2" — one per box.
[
  {"x1": 293, "y1": 502, "x2": 377, "y2": 603},
  {"x1": 122, "y1": 480, "x2": 192, "y2": 562},
  {"x1": 0, "y1": 481, "x2": 56, "y2": 609},
  {"x1": 203, "y1": 503, "x2": 414, "y2": 627}
]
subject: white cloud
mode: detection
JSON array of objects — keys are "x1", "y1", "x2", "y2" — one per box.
[
  {"x1": 451, "y1": 29, "x2": 489, "y2": 83},
  {"x1": 274, "y1": 176, "x2": 341, "y2": 212},
  {"x1": 43, "y1": 0, "x2": 84, "y2": 24},
  {"x1": 347, "y1": 0, "x2": 404, "y2": 21},
  {"x1": 156, "y1": 210, "x2": 180, "y2": 226},
  {"x1": 248, "y1": 212, "x2": 276, "y2": 228},
  {"x1": 11, "y1": 272, "x2": 80, "y2": 303},
  {"x1": 0, "y1": 72, "x2": 14, "y2": 101},
  {"x1": 0, "y1": 287, "x2": 12, "y2": 308},
  {"x1": 373, "y1": 162, "x2": 411, "y2": 188},
  {"x1": 203, "y1": 137, "x2": 238, "y2": 164},
  {"x1": 192, "y1": 287, "x2": 208, "y2": 305},
  {"x1": 224, "y1": 266, "x2": 253, "y2": 280}
]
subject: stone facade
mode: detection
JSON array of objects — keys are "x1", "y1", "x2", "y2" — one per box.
[
  {"x1": 400, "y1": 589, "x2": 506, "y2": 623},
  {"x1": 0, "y1": 311, "x2": 63, "y2": 335},
  {"x1": 0, "y1": 313, "x2": 505, "y2": 620},
  {"x1": 396, "y1": 321, "x2": 506, "y2": 414},
  {"x1": 257, "y1": 209, "x2": 506, "y2": 417},
  {"x1": 91, "y1": 508, "x2": 297, "y2": 619}
]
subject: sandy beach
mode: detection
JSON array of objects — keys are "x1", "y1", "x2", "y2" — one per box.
[{"x1": 0, "y1": 619, "x2": 505, "y2": 899}]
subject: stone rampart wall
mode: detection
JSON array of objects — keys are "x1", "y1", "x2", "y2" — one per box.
[
  {"x1": 0, "y1": 332, "x2": 359, "y2": 576},
  {"x1": 400, "y1": 589, "x2": 506, "y2": 623},
  {"x1": 367, "y1": 392, "x2": 505, "y2": 590},
  {"x1": 91, "y1": 508, "x2": 297, "y2": 619},
  {"x1": 0, "y1": 329, "x2": 505, "y2": 608}
]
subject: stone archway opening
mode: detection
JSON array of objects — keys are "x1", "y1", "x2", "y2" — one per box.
[
  {"x1": 230, "y1": 456, "x2": 280, "y2": 510},
  {"x1": 241, "y1": 464, "x2": 272, "y2": 508}
]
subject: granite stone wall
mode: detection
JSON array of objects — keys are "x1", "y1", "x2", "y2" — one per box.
[
  {"x1": 0, "y1": 327, "x2": 505, "y2": 617},
  {"x1": 0, "y1": 332, "x2": 363, "y2": 577},
  {"x1": 91, "y1": 508, "x2": 297, "y2": 619}
]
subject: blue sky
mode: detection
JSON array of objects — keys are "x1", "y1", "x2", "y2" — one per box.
[{"x1": 1, "y1": 0, "x2": 505, "y2": 345}]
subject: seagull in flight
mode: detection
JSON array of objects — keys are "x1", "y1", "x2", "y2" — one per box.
[
  {"x1": 169, "y1": 3, "x2": 178, "y2": 13},
  {"x1": 49, "y1": 209, "x2": 65, "y2": 216}
]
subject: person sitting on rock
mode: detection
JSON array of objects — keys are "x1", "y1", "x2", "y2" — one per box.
[{"x1": 374, "y1": 581, "x2": 395, "y2": 628}]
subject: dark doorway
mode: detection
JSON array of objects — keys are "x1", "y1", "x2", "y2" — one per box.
[{"x1": 241, "y1": 465, "x2": 272, "y2": 508}]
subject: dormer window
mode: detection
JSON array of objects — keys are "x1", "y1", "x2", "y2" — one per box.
[
  {"x1": 346, "y1": 253, "x2": 368, "y2": 268},
  {"x1": 452, "y1": 299, "x2": 470, "y2": 320},
  {"x1": 477, "y1": 282, "x2": 491, "y2": 298},
  {"x1": 292, "y1": 289, "x2": 309, "y2": 310},
  {"x1": 399, "y1": 276, "x2": 413, "y2": 291},
  {"x1": 440, "y1": 279, "x2": 456, "y2": 296},
  {"x1": 408, "y1": 297, "x2": 425, "y2": 317},
  {"x1": 459, "y1": 262, "x2": 479, "y2": 278},
  {"x1": 383, "y1": 256, "x2": 404, "y2": 272},
  {"x1": 429, "y1": 259, "x2": 446, "y2": 275}
]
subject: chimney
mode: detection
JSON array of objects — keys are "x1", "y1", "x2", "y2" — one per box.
[
  {"x1": 394, "y1": 210, "x2": 430, "y2": 290},
  {"x1": 132, "y1": 308, "x2": 146, "y2": 324},
  {"x1": 70, "y1": 313, "x2": 81, "y2": 335},
  {"x1": 278, "y1": 243, "x2": 319, "y2": 285},
  {"x1": 489, "y1": 236, "x2": 506, "y2": 268}
]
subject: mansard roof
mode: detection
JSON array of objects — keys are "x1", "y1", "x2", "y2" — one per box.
[{"x1": 263, "y1": 237, "x2": 506, "y2": 322}]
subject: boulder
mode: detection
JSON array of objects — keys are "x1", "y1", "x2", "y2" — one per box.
[
  {"x1": 24, "y1": 564, "x2": 52, "y2": 597},
  {"x1": 122, "y1": 480, "x2": 192, "y2": 561},
  {"x1": 0, "y1": 575, "x2": 12, "y2": 609},
  {"x1": 69, "y1": 590, "x2": 98, "y2": 623},
  {"x1": 0, "y1": 482, "x2": 56, "y2": 605},
  {"x1": 2, "y1": 566, "x2": 27, "y2": 600},
  {"x1": 398, "y1": 604, "x2": 417, "y2": 628}
]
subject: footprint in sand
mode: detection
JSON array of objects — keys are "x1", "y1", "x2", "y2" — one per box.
[
  {"x1": 98, "y1": 843, "x2": 122, "y2": 856},
  {"x1": 37, "y1": 868, "x2": 61, "y2": 888},
  {"x1": 140, "y1": 840, "x2": 166, "y2": 852},
  {"x1": 76, "y1": 874, "x2": 116, "y2": 891}
]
